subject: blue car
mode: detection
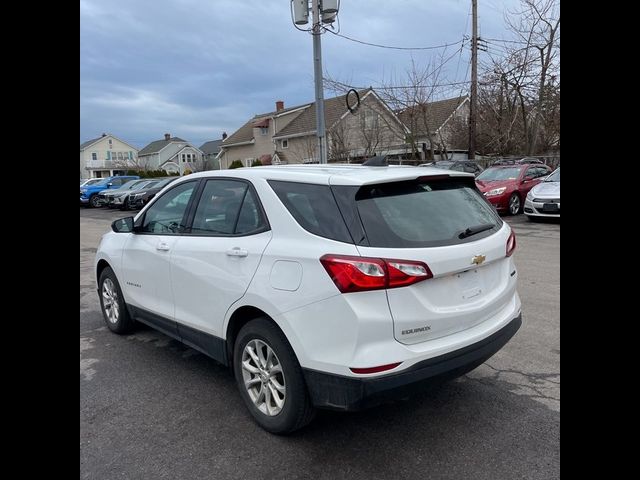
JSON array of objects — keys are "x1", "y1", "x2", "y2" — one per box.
[{"x1": 80, "y1": 175, "x2": 140, "y2": 207}]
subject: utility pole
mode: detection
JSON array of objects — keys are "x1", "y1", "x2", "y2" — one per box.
[
  {"x1": 468, "y1": 0, "x2": 478, "y2": 160},
  {"x1": 311, "y1": 0, "x2": 327, "y2": 164}
]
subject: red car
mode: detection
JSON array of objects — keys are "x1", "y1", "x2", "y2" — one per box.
[{"x1": 475, "y1": 164, "x2": 551, "y2": 215}]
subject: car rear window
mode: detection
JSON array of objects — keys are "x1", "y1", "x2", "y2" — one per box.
[
  {"x1": 268, "y1": 180, "x2": 353, "y2": 243},
  {"x1": 354, "y1": 177, "x2": 502, "y2": 248}
]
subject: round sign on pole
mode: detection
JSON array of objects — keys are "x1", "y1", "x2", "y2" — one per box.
[{"x1": 346, "y1": 89, "x2": 360, "y2": 114}]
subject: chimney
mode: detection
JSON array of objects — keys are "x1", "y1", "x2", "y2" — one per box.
[
  {"x1": 222, "y1": 132, "x2": 227, "y2": 140},
  {"x1": 164, "y1": 133, "x2": 171, "y2": 141},
  {"x1": 101, "y1": 133, "x2": 107, "y2": 137},
  {"x1": 276, "y1": 100, "x2": 284, "y2": 112}
]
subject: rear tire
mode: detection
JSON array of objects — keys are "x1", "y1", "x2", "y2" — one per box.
[
  {"x1": 233, "y1": 318, "x2": 315, "y2": 434},
  {"x1": 98, "y1": 267, "x2": 136, "y2": 334}
]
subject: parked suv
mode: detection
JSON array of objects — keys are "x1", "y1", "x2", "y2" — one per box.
[
  {"x1": 127, "y1": 176, "x2": 180, "y2": 210},
  {"x1": 95, "y1": 179, "x2": 151, "y2": 208},
  {"x1": 96, "y1": 166, "x2": 521, "y2": 434},
  {"x1": 80, "y1": 175, "x2": 140, "y2": 207}
]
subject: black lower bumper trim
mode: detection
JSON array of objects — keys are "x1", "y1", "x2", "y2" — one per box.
[{"x1": 303, "y1": 314, "x2": 522, "y2": 411}]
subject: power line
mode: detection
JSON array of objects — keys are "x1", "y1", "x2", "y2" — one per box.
[
  {"x1": 323, "y1": 29, "x2": 464, "y2": 51},
  {"x1": 484, "y1": 37, "x2": 531, "y2": 45}
]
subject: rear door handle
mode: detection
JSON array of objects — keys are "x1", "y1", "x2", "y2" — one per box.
[
  {"x1": 226, "y1": 247, "x2": 248, "y2": 257},
  {"x1": 156, "y1": 241, "x2": 170, "y2": 251}
]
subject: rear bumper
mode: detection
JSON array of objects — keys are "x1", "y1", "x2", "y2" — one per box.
[{"x1": 303, "y1": 313, "x2": 522, "y2": 411}]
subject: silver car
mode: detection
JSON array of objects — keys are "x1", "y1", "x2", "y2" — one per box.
[{"x1": 524, "y1": 167, "x2": 560, "y2": 219}]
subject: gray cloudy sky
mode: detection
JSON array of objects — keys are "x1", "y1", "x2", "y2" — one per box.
[{"x1": 80, "y1": 0, "x2": 519, "y2": 149}]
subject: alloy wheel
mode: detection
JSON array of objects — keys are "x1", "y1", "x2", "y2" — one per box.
[
  {"x1": 241, "y1": 339, "x2": 286, "y2": 416},
  {"x1": 102, "y1": 278, "x2": 120, "y2": 324},
  {"x1": 509, "y1": 195, "x2": 520, "y2": 215}
]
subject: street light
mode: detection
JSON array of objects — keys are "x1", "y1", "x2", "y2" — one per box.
[{"x1": 291, "y1": 0, "x2": 340, "y2": 164}]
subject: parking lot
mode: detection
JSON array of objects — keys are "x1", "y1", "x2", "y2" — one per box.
[{"x1": 80, "y1": 207, "x2": 559, "y2": 480}]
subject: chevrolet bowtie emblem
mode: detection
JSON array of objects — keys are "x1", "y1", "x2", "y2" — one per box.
[{"x1": 471, "y1": 255, "x2": 486, "y2": 266}]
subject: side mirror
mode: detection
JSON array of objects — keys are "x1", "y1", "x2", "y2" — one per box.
[
  {"x1": 111, "y1": 216, "x2": 134, "y2": 233},
  {"x1": 107, "y1": 182, "x2": 113, "y2": 187}
]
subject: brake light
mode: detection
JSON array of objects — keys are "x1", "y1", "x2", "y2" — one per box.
[
  {"x1": 506, "y1": 230, "x2": 516, "y2": 257},
  {"x1": 320, "y1": 254, "x2": 433, "y2": 293}
]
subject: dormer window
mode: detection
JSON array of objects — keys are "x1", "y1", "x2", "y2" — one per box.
[{"x1": 260, "y1": 127, "x2": 268, "y2": 136}]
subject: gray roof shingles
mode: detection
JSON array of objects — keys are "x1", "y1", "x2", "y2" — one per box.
[
  {"x1": 223, "y1": 89, "x2": 370, "y2": 146},
  {"x1": 199, "y1": 139, "x2": 223, "y2": 155},
  {"x1": 80, "y1": 136, "x2": 103, "y2": 150},
  {"x1": 138, "y1": 137, "x2": 187, "y2": 156},
  {"x1": 397, "y1": 96, "x2": 468, "y2": 136}
]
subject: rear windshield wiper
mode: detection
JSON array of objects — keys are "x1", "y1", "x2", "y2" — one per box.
[{"x1": 458, "y1": 223, "x2": 495, "y2": 239}]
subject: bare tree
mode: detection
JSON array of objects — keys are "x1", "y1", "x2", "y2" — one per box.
[
  {"x1": 376, "y1": 55, "x2": 458, "y2": 161},
  {"x1": 114, "y1": 154, "x2": 150, "y2": 172},
  {"x1": 481, "y1": 0, "x2": 560, "y2": 155}
]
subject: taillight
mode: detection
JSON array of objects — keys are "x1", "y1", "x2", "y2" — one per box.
[
  {"x1": 320, "y1": 254, "x2": 433, "y2": 293},
  {"x1": 506, "y1": 230, "x2": 516, "y2": 257}
]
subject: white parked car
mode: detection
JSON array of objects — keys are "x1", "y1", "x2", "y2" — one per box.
[
  {"x1": 95, "y1": 165, "x2": 521, "y2": 434},
  {"x1": 524, "y1": 167, "x2": 560, "y2": 220}
]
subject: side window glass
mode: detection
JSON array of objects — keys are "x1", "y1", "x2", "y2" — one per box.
[
  {"x1": 191, "y1": 180, "x2": 247, "y2": 235},
  {"x1": 141, "y1": 182, "x2": 195, "y2": 234},
  {"x1": 235, "y1": 189, "x2": 266, "y2": 234}
]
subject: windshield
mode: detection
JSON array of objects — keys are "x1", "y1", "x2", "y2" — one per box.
[
  {"x1": 476, "y1": 166, "x2": 523, "y2": 181},
  {"x1": 432, "y1": 161, "x2": 454, "y2": 169},
  {"x1": 137, "y1": 180, "x2": 159, "y2": 189},
  {"x1": 544, "y1": 168, "x2": 560, "y2": 182},
  {"x1": 117, "y1": 180, "x2": 143, "y2": 190}
]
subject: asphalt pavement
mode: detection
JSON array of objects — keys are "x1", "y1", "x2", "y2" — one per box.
[{"x1": 80, "y1": 207, "x2": 559, "y2": 480}]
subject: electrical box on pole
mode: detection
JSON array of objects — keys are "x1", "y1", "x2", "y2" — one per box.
[{"x1": 292, "y1": 0, "x2": 309, "y2": 25}]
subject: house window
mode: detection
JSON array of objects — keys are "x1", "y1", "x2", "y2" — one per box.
[
  {"x1": 187, "y1": 153, "x2": 192, "y2": 161},
  {"x1": 117, "y1": 152, "x2": 124, "y2": 160},
  {"x1": 182, "y1": 154, "x2": 186, "y2": 163},
  {"x1": 245, "y1": 158, "x2": 254, "y2": 167},
  {"x1": 260, "y1": 127, "x2": 268, "y2": 136},
  {"x1": 282, "y1": 139, "x2": 289, "y2": 149},
  {"x1": 91, "y1": 153, "x2": 97, "y2": 161}
]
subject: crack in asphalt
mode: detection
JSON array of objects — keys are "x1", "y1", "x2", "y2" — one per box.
[{"x1": 483, "y1": 362, "x2": 561, "y2": 385}]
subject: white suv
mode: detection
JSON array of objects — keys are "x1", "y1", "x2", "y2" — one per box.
[{"x1": 95, "y1": 165, "x2": 521, "y2": 434}]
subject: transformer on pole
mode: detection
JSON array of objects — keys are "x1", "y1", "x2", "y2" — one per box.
[{"x1": 290, "y1": 0, "x2": 341, "y2": 164}]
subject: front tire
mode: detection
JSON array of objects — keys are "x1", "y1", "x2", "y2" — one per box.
[
  {"x1": 233, "y1": 318, "x2": 315, "y2": 434},
  {"x1": 89, "y1": 194, "x2": 101, "y2": 208},
  {"x1": 508, "y1": 193, "x2": 521, "y2": 215},
  {"x1": 98, "y1": 267, "x2": 135, "y2": 334}
]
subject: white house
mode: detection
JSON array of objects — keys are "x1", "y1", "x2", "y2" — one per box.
[
  {"x1": 138, "y1": 134, "x2": 204, "y2": 174},
  {"x1": 80, "y1": 133, "x2": 139, "y2": 178}
]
